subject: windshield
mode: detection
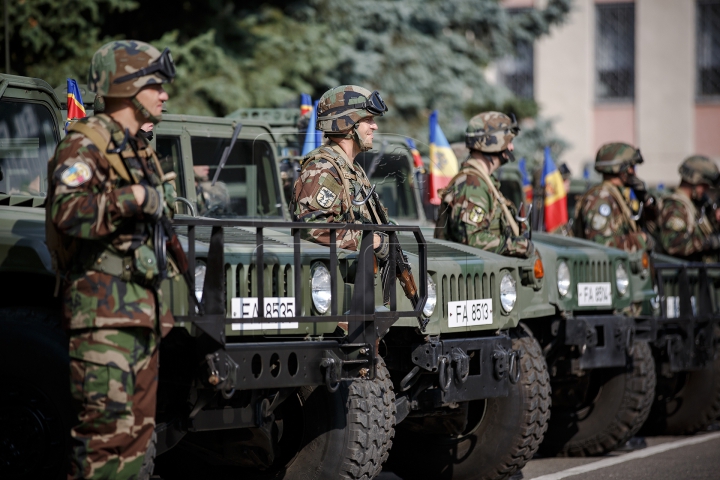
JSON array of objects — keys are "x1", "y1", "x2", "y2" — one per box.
[
  {"x1": 190, "y1": 137, "x2": 282, "y2": 218},
  {"x1": 355, "y1": 149, "x2": 418, "y2": 220},
  {"x1": 0, "y1": 100, "x2": 59, "y2": 197}
]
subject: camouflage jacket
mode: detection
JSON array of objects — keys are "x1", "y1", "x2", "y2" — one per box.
[
  {"x1": 47, "y1": 114, "x2": 175, "y2": 334},
  {"x1": 573, "y1": 181, "x2": 650, "y2": 252},
  {"x1": 292, "y1": 143, "x2": 384, "y2": 250},
  {"x1": 435, "y1": 158, "x2": 532, "y2": 258},
  {"x1": 657, "y1": 191, "x2": 718, "y2": 262}
]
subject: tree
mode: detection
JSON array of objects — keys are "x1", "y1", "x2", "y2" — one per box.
[{"x1": 1, "y1": 0, "x2": 572, "y2": 158}]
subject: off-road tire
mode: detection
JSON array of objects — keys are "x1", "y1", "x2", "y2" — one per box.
[
  {"x1": 284, "y1": 357, "x2": 396, "y2": 479},
  {"x1": 0, "y1": 307, "x2": 71, "y2": 480},
  {"x1": 642, "y1": 333, "x2": 720, "y2": 435},
  {"x1": 388, "y1": 329, "x2": 551, "y2": 480},
  {"x1": 155, "y1": 359, "x2": 395, "y2": 480},
  {"x1": 541, "y1": 340, "x2": 656, "y2": 457}
]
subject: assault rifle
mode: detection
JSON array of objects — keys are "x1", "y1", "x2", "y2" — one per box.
[{"x1": 357, "y1": 186, "x2": 425, "y2": 330}]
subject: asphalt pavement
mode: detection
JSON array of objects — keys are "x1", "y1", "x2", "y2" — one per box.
[{"x1": 379, "y1": 430, "x2": 720, "y2": 480}]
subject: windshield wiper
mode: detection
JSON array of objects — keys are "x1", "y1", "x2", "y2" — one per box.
[{"x1": 211, "y1": 122, "x2": 243, "y2": 186}]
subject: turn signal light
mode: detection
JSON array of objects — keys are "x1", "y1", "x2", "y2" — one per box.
[
  {"x1": 642, "y1": 252, "x2": 650, "y2": 270},
  {"x1": 534, "y1": 258, "x2": 544, "y2": 279}
]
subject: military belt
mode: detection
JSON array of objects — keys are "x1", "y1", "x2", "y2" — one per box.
[{"x1": 89, "y1": 250, "x2": 134, "y2": 282}]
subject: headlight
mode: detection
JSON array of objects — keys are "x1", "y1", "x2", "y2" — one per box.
[
  {"x1": 557, "y1": 261, "x2": 570, "y2": 297},
  {"x1": 311, "y1": 262, "x2": 332, "y2": 314},
  {"x1": 195, "y1": 264, "x2": 206, "y2": 301},
  {"x1": 616, "y1": 263, "x2": 629, "y2": 296},
  {"x1": 500, "y1": 273, "x2": 517, "y2": 313},
  {"x1": 423, "y1": 273, "x2": 437, "y2": 317}
]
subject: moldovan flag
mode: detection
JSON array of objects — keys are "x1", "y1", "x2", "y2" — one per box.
[
  {"x1": 405, "y1": 138, "x2": 424, "y2": 169},
  {"x1": 300, "y1": 93, "x2": 312, "y2": 116},
  {"x1": 541, "y1": 146, "x2": 568, "y2": 232},
  {"x1": 65, "y1": 78, "x2": 85, "y2": 133},
  {"x1": 518, "y1": 157, "x2": 533, "y2": 204},
  {"x1": 428, "y1": 110, "x2": 458, "y2": 205},
  {"x1": 301, "y1": 100, "x2": 320, "y2": 156}
]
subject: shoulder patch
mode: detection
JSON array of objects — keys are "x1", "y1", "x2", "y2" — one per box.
[
  {"x1": 591, "y1": 213, "x2": 608, "y2": 230},
  {"x1": 665, "y1": 216, "x2": 687, "y2": 232},
  {"x1": 60, "y1": 161, "x2": 92, "y2": 187},
  {"x1": 599, "y1": 204, "x2": 612, "y2": 217},
  {"x1": 316, "y1": 186, "x2": 337, "y2": 208},
  {"x1": 469, "y1": 205, "x2": 485, "y2": 224}
]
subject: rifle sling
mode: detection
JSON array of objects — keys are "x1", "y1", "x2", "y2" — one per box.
[
  {"x1": 464, "y1": 158, "x2": 520, "y2": 236},
  {"x1": 68, "y1": 122, "x2": 134, "y2": 183}
]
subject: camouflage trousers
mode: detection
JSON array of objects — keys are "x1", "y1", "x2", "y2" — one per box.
[{"x1": 68, "y1": 327, "x2": 158, "y2": 480}]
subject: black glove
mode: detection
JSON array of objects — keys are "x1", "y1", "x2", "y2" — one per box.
[{"x1": 141, "y1": 186, "x2": 164, "y2": 222}]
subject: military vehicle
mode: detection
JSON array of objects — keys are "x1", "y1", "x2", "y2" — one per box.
[
  {"x1": 324, "y1": 137, "x2": 658, "y2": 458},
  {"x1": 499, "y1": 163, "x2": 720, "y2": 439}
]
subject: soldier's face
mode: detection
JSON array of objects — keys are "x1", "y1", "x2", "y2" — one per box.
[
  {"x1": 135, "y1": 84, "x2": 169, "y2": 118},
  {"x1": 694, "y1": 184, "x2": 709, "y2": 200},
  {"x1": 356, "y1": 117, "x2": 378, "y2": 147}
]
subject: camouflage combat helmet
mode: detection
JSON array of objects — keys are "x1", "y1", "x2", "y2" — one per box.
[
  {"x1": 88, "y1": 40, "x2": 175, "y2": 98},
  {"x1": 594, "y1": 142, "x2": 644, "y2": 174},
  {"x1": 465, "y1": 112, "x2": 520, "y2": 154},
  {"x1": 315, "y1": 85, "x2": 387, "y2": 133},
  {"x1": 679, "y1": 155, "x2": 720, "y2": 186}
]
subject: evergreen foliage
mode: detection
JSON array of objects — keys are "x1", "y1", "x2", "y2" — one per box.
[{"x1": 1, "y1": 0, "x2": 572, "y2": 160}]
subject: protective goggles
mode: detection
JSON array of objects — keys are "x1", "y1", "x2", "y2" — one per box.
[
  {"x1": 354, "y1": 90, "x2": 388, "y2": 116},
  {"x1": 114, "y1": 48, "x2": 176, "y2": 85}
]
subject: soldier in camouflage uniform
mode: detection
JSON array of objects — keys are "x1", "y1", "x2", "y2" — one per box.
[
  {"x1": 657, "y1": 155, "x2": 720, "y2": 262},
  {"x1": 46, "y1": 40, "x2": 177, "y2": 479},
  {"x1": 573, "y1": 142, "x2": 653, "y2": 253},
  {"x1": 435, "y1": 112, "x2": 534, "y2": 258},
  {"x1": 292, "y1": 85, "x2": 391, "y2": 259}
]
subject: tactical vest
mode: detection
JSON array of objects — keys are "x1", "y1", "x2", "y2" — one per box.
[
  {"x1": 435, "y1": 158, "x2": 520, "y2": 240},
  {"x1": 46, "y1": 115, "x2": 173, "y2": 293},
  {"x1": 292, "y1": 145, "x2": 382, "y2": 224}
]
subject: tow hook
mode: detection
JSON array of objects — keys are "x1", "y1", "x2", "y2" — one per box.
[
  {"x1": 205, "y1": 352, "x2": 238, "y2": 399},
  {"x1": 320, "y1": 351, "x2": 342, "y2": 393},
  {"x1": 494, "y1": 345, "x2": 523, "y2": 384}
]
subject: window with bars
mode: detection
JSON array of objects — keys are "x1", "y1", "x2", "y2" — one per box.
[
  {"x1": 595, "y1": 3, "x2": 635, "y2": 101},
  {"x1": 697, "y1": 1, "x2": 720, "y2": 98},
  {"x1": 497, "y1": 40, "x2": 534, "y2": 99}
]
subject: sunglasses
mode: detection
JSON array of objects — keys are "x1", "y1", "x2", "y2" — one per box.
[{"x1": 114, "y1": 48, "x2": 176, "y2": 85}]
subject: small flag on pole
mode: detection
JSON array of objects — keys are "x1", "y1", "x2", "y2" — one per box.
[
  {"x1": 300, "y1": 93, "x2": 312, "y2": 116},
  {"x1": 405, "y1": 138, "x2": 424, "y2": 169},
  {"x1": 428, "y1": 110, "x2": 458, "y2": 205},
  {"x1": 301, "y1": 100, "x2": 320, "y2": 156},
  {"x1": 65, "y1": 79, "x2": 86, "y2": 133},
  {"x1": 541, "y1": 146, "x2": 568, "y2": 232},
  {"x1": 518, "y1": 157, "x2": 533, "y2": 204}
]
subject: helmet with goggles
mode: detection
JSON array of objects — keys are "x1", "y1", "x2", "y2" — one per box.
[
  {"x1": 465, "y1": 112, "x2": 520, "y2": 155},
  {"x1": 88, "y1": 40, "x2": 175, "y2": 99},
  {"x1": 594, "y1": 142, "x2": 643, "y2": 174},
  {"x1": 679, "y1": 155, "x2": 720, "y2": 187},
  {"x1": 315, "y1": 85, "x2": 387, "y2": 133}
]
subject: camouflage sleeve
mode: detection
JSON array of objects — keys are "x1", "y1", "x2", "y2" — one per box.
[
  {"x1": 292, "y1": 158, "x2": 361, "y2": 250},
  {"x1": 50, "y1": 133, "x2": 142, "y2": 239},
  {"x1": 454, "y1": 179, "x2": 518, "y2": 256},
  {"x1": 658, "y1": 199, "x2": 704, "y2": 256},
  {"x1": 579, "y1": 194, "x2": 647, "y2": 252}
]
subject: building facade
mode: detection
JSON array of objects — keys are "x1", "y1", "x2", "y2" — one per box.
[{"x1": 499, "y1": 0, "x2": 720, "y2": 186}]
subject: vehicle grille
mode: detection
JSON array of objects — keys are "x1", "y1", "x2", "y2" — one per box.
[
  {"x1": 572, "y1": 260, "x2": 611, "y2": 283},
  {"x1": 439, "y1": 272, "x2": 494, "y2": 319}
]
